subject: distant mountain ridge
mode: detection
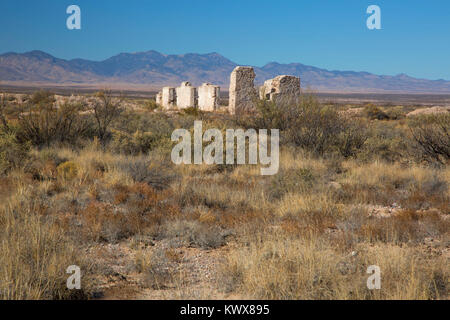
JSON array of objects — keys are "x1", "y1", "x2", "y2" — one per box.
[{"x1": 1, "y1": 50, "x2": 449, "y2": 93}]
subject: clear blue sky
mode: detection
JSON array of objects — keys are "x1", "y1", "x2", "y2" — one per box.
[{"x1": 1, "y1": 0, "x2": 449, "y2": 80}]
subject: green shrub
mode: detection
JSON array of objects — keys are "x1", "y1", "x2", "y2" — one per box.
[
  {"x1": 409, "y1": 113, "x2": 450, "y2": 164},
  {"x1": 114, "y1": 157, "x2": 177, "y2": 190},
  {"x1": 364, "y1": 104, "x2": 389, "y2": 120},
  {"x1": 385, "y1": 106, "x2": 406, "y2": 120},
  {"x1": 91, "y1": 91, "x2": 124, "y2": 142},
  {"x1": 18, "y1": 95, "x2": 93, "y2": 147},
  {"x1": 0, "y1": 131, "x2": 30, "y2": 174},
  {"x1": 335, "y1": 121, "x2": 368, "y2": 158},
  {"x1": 143, "y1": 99, "x2": 159, "y2": 111},
  {"x1": 268, "y1": 167, "x2": 317, "y2": 200},
  {"x1": 182, "y1": 107, "x2": 201, "y2": 116},
  {"x1": 357, "y1": 122, "x2": 408, "y2": 162},
  {"x1": 109, "y1": 130, "x2": 157, "y2": 155},
  {"x1": 252, "y1": 95, "x2": 367, "y2": 157},
  {"x1": 359, "y1": 135, "x2": 406, "y2": 163}
]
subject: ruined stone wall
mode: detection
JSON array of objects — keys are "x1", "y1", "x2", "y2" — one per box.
[
  {"x1": 155, "y1": 91, "x2": 162, "y2": 106},
  {"x1": 259, "y1": 75, "x2": 301, "y2": 104},
  {"x1": 229, "y1": 66, "x2": 257, "y2": 115},
  {"x1": 161, "y1": 87, "x2": 176, "y2": 109},
  {"x1": 198, "y1": 83, "x2": 220, "y2": 111},
  {"x1": 154, "y1": 69, "x2": 300, "y2": 114},
  {"x1": 176, "y1": 82, "x2": 197, "y2": 109}
]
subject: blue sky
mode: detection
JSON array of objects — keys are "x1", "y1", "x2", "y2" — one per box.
[{"x1": 0, "y1": 0, "x2": 449, "y2": 80}]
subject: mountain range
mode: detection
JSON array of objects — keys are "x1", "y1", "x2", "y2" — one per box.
[{"x1": 0, "y1": 50, "x2": 449, "y2": 93}]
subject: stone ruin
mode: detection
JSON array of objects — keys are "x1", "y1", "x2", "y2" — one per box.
[
  {"x1": 176, "y1": 82, "x2": 197, "y2": 109},
  {"x1": 155, "y1": 67, "x2": 301, "y2": 114},
  {"x1": 155, "y1": 91, "x2": 162, "y2": 105},
  {"x1": 156, "y1": 82, "x2": 220, "y2": 111},
  {"x1": 160, "y1": 87, "x2": 176, "y2": 109},
  {"x1": 228, "y1": 66, "x2": 258, "y2": 115},
  {"x1": 259, "y1": 75, "x2": 301, "y2": 104},
  {"x1": 228, "y1": 67, "x2": 301, "y2": 114},
  {"x1": 198, "y1": 83, "x2": 220, "y2": 111}
]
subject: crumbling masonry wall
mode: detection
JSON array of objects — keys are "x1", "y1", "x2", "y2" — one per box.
[
  {"x1": 155, "y1": 69, "x2": 301, "y2": 114},
  {"x1": 229, "y1": 66, "x2": 257, "y2": 115},
  {"x1": 176, "y1": 82, "x2": 197, "y2": 109},
  {"x1": 161, "y1": 87, "x2": 176, "y2": 109},
  {"x1": 156, "y1": 91, "x2": 162, "y2": 106},
  {"x1": 198, "y1": 83, "x2": 220, "y2": 111},
  {"x1": 259, "y1": 75, "x2": 301, "y2": 104}
]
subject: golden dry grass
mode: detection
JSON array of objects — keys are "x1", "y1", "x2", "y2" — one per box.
[{"x1": 0, "y1": 100, "x2": 448, "y2": 300}]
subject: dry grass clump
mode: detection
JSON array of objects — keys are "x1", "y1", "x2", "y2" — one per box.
[
  {"x1": 357, "y1": 209, "x2": 449, "y2": 244},
  {"x1": 221, "y1": 233, "x2": 448, "y2": 300},
  {"x1": 337, "y1": 161, "x2": 448, "y2": 209},
  {"x1": 0, "y1": 188, "x2": 91, "y2": 299},
  {"x1": 162, "y1": 219, "x2": 229, "y2": 249}
]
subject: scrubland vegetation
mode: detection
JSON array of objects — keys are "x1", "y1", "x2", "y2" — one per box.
[{"x1": 0, "y1": 91, "x2": 448, "y2": 300}]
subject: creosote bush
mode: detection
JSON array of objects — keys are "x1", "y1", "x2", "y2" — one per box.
[
  {"x1": 0, "y1": 131, "x2": 30, "y2": 174},
  {"x1": 409, "y1": 113, "x2": 450, "y2": 164},
  {"x1": 251, "y1": 95, "x2": 367, "y2": 157},
  {"x1": 18, "y1": 94, "x2": 92, "y2": 147}
]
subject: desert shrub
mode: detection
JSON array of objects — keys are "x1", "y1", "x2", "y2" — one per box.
[
  {"x1": 91, "y1": 90, "x2": 124, "y2": 142},
  {"x1": 335, "y1": 121, "x2": 368, "y2": 158},
  {"x1": 400, "y1": 172, "x2": 448, "y2": 210},
  {"x1": 72, "y1": 183, "x2": 176, "y2": 243},
  {"x1": 0, "y1": 94, "x2": 12, "y2": 132},
  {"x1": 22, "y1": 149, "x2": 68, "y2": 182},
  {"x1": 38, "y1": 149, "x2": 67, "y2": 166},
  {"x1": 359, "y1": 209, "x2": 449, "y2": 243},
  {"x1": 163, "y1": 220, "x2": 228, "y2": 249},
  {"x1": 384, "y1": 106, "x2": 407, "y2": 120},
  {"x1": 252, "y1": 99, "x2": 300, "y2": 131},
  {"x1": 77, "y1": 202, "x2": 131, "y2": 243},
  {"x1": 112, "y1": 112, "x2": 178, "y2": 151},
  {"x1": 57, "y1": 161, "x2": 79, "y2": 180},
  {"x1": 358, "y1": 122, "x2": 409, "y2": 162},
  {"x1": 113, "y1": 112, "x2": 171, "y2": 134},
  {"x1": 182, "y1": 106, "x2": 201, "y2": 116},
  {"x1": 286, "y1": 101, "x2": 362, "y2": 156},
  {"x1": 143, "y1": 99, "x2": 159, "y2": 111},
  {"x1": 0, "y1": 131, "x2": 30, "y2": 174},
  {"x1": 109, "y1": 130, "x2": 156, "y2": 155},
  {"x1": 252, "y1": 95, "x2": 367, "y2": 157},
  {"x1": 29, "y1": 90, "x2": 55, "y2": 105},
  {"x1": 17, "y1": 94, "x2": 93, "y2": 147},
  {"x1": 114, "y1": 157, "x2": 177, "y2": 190},
  {"x1": 268, "y1": 167, "x2": 316, "y2": 200},
  {"x1": 136, "y1": 248, "x2": 175, "y2": 289},
  {"x1": 364, "y1": 104, "x2": 389, "y2": 120},
  {"x1": 409, "y1": 113, "x2": 450, "y2": 164}
]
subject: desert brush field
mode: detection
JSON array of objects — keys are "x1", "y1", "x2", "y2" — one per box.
[{"x1": 0, "y1": 91, "x2": 448, "y2": 300}]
